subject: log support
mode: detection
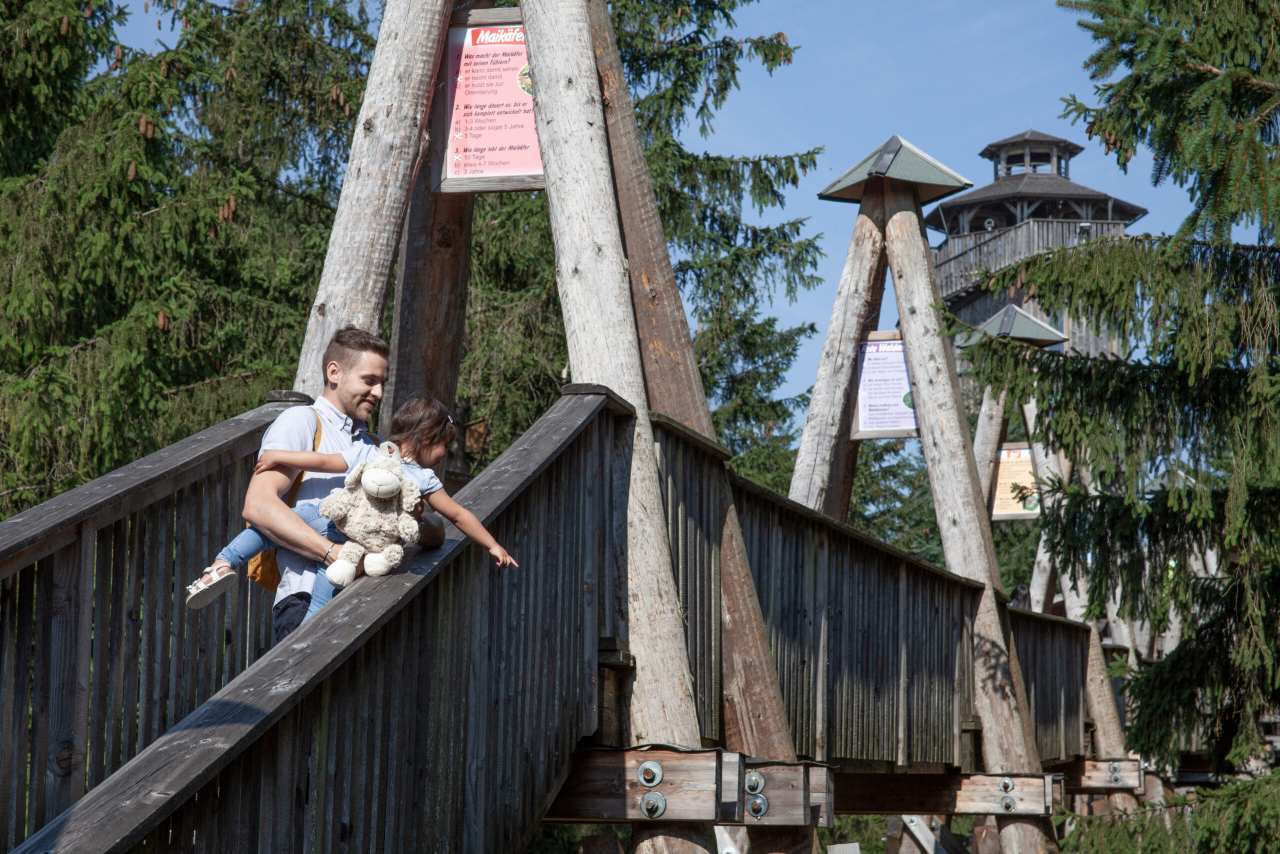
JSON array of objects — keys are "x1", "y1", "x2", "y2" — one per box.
[
  {"x1": 546, "y1": 750, "x2": 835, "y2": 827},
  {"x1": 833, "y1": 772, "x2": 1059, "y2": 817},
  {"x1": 1057, "y1": 758, "x2": 1143, "y2": 794}
]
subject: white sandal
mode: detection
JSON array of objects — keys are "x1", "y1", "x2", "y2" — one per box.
[{"x1": 185, "y1": 565, "x2": 237, "y2": 610}]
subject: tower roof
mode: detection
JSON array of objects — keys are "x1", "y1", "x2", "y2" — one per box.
[
  {"x1": 921, "y1": 172, "x2": 1148, "y2": 231},
  {"x1": 818, "y1": 135, "x2": 971, "y2": 206},
  {"x1": 979, "y1": 129, "x2": 1083, "y2": 161}
]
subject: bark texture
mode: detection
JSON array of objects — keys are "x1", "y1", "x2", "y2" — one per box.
[
  {"x1": 789, "y1": 183, "x2": 887, "y2": 517},
  {"x1": 294, "y1": 0, "x2": 454, "y2": 396},
  {"x1": 880, "y1": 178, "x2": 1056, "y2": 852},
  {"x1": 522, "y1": 1, "x2": 708, "y2": 850}
]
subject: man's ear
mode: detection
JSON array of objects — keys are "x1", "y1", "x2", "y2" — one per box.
[{"x1": 324, "y1": 359, "x2": 342, "y2": 390}]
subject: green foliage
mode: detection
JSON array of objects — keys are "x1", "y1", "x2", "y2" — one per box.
[
  {"x1": 460, "y1": 0, "x2": 822, "y2": 475},
  {"x1": 1060, "y1": 0, "x2": 1280, "y2": 242},
  {"x1": 0, "y1": 0, "x2": 373, "y2": 517},
  {"x1": 950, "y1": 0, "x2": 1280, "y2": 819}
]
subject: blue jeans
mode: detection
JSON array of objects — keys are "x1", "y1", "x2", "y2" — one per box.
[{"x1": 215, "y1": 505, "x2": 345, "y2": 621}]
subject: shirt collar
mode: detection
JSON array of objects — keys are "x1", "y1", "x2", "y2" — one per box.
[{"x1": 314, "y1": 395, "x2": 368, "y2": 438}]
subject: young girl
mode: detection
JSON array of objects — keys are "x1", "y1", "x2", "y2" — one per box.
[{"x1": 186, "y1": 397, "x2": 517, "y2": 610}]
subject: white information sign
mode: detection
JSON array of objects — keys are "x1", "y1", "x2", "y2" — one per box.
[
  {"x1": 853, "y1": 336, "x2": 918, "y2": 440},
  {"x1": 991, "y1": 443, "x2": 1041, "y2": 521}
]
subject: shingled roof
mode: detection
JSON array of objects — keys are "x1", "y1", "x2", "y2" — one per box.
[
  {"x1": 922, "y1": 172, "x2": 1147, "y2": 230},
  {"x1": 979, "y1": 129, "x2": 1084, "y2": 160}
]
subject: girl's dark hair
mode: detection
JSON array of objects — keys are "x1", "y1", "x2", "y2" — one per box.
[{"x1": 387, "y1": 397, "x2": 457, "y2": 460}]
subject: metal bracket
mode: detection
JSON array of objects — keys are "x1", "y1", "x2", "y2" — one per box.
[
  {"x1": 637, "y1": 760, "x2": 663, "y2": 788},
  {"x1": 746, "y1": 793, "x2": 769, "y2": 820},
  {"x1": 640, "y1": 791, "x2": 666, "y2": 819},
  {"x1": 744, "y1": 769, "x2": 765, "y2": 795}
]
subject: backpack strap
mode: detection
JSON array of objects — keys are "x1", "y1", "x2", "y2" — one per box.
[{"x1": 283, "y1": 408, "x2": 325, "y2": 508}]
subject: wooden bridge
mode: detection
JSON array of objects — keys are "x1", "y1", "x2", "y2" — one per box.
[{"x1": 0, "y1": 384, "x2": 1116, "y2": 852}]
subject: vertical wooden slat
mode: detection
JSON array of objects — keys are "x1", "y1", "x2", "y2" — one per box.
[
  {"x1": 45, "y1": 543, "x2": 84, "y2": 817},
  {"x1": 153, "y1": 494, "x2": 176, "y2": 740},
  {"x1": 0, "y1": 572, "x2": 20, "y2": 849},
  {"x1": 88, "y1": 525, "x2": 112, "y2": 787},
  {"x1": 104, "y1": 517, "x2": 128, "y2": 776},
  {"x1": 121, "y1": 511, "x2": 144, "y2": 762}
]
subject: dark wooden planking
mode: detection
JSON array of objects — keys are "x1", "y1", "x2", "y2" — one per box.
[
  {"x1": 0, "y1": 404, "x2": 285, "y2": 579},
  {"x1": 45, "y1": 543, "x2": 84, "y2": 817}
]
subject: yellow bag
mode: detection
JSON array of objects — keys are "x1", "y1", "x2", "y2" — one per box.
[{"x1": 247, "y1": 414, "x2": 324, "y2": 592}]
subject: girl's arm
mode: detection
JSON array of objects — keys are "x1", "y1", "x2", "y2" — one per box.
[
  {"x1": 425, "y1": 490, "x2": 519, "y2": 568},
  {"x1": 254, "y1": 450, "x2": 347, "y2": 476}
]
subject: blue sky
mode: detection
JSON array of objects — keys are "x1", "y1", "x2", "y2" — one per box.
[{"x1": 114, "y1": 1, "x2": 1195, "y2": 402}]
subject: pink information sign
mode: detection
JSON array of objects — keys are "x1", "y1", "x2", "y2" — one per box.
[{"x1": 442, "y1": 24, "x2": 544, "y2": 183}]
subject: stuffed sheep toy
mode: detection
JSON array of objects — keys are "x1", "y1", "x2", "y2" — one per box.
[{"x1": 320, "y1": 441, "x2": 422, "y2": 586}]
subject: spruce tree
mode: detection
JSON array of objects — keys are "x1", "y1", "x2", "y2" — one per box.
[{"x1": 960, "y1": 0, "x2": 1280, "y2": 845}]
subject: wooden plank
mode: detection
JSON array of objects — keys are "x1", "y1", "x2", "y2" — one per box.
[
  {"x1": 833, "y1": 773, "x2": 1054, "y2": 816},
  {"x1": 153, "y1": 495, "x2": 175, "y2": 740},
  {"x1": 0, "y1": 405, "x2": 284, "y2": 579},
  {"x1": 88, "y1": 525, "x2": 113, "y2": 787},
  {"x1": 31, "y1": 554, "x2": 54, "y2": 829},
  {"x1": 45, "y1": 543, "x2": 84, "y2": 817},
  {"x1": 450, "y1": 5, "x2": 521, "y2": 25},
  {"x1": 741, "y1": 762, "x2": 809, "y2": 827},
  {"x1": 0, "y1": 573, "x2": 20, "y2": 849},
  {"x1": 1062, "y1": 758, "x2": 1143, "y2": 793},
  {"x1": 545, "y1": 749, "x2": 731, "y2": 823},
  {"x1": 807, "y1": 766, "x2": 834, "y2": 828},
  {"x1": 12, "y1": 569, "x2": 36, "y2": 845},
  {"x1": 121, "y1": 512, "x2": 144, "y2": 763},
  {"x1": 70, "y1": 528, "x2": 95, "y2": 801}
]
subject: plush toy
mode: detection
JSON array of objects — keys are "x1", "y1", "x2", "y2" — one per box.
[{"x1": 320, "y1": 441, "x2": 422, "y2": 586}]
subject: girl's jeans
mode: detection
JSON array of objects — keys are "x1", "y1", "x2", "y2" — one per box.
[{"x1": 214, "y1": 503, "x2": 345, "y2": 622}]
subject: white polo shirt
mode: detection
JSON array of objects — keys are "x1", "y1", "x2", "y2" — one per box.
[{"x1": 259, "y1": 396, "x2": 377, "y2": 605}]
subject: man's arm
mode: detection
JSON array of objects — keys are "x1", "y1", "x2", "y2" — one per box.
[
  {"x1": 254, "y1": 450, "x2": 347, "y2": 477},
  {"x1": 242, "y1": 468, "x2": 336, "y2": 563}
]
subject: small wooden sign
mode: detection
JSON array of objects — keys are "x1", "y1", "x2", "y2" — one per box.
[
  {"x1": 852, "y1": 331, "x2": 919, "y2": 440},
  {"x1": 434, "y1": 8, "x2": 545, "y2": 193},
  {"x1": 991, "y1": 442, "x2": 1040, "y2": 521}
]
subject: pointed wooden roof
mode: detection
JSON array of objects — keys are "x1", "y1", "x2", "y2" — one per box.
[
  {"x1": 818, "y1": 136, "x2": 971, "y2": 206},
  {"x1": 979, "y1": 129, "x2": 1084, "y2": 160},
  {"x1": 956, "y1": 304, "x2": 1066, "y2": 349}
]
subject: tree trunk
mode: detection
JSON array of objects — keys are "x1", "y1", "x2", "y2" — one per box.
[
  {"x1": 386, "y1": 166, "x2": 474, "y2": 414},
  {"x1": 972, "y1": 386, "x2": 1007, "y2": 506},
  {"x1": 880, "y1": 178, "x2": 1056, "y2": 852},
  {"x1": 789, "y1": 182, "x2": 887, "y2": 517},
  {"x1": 293, "y1": 0, "x2": 454, "y2": 396},
  {"x1": 521, "y1": 2, "x2": 708, "y2": 851},
  {"x1": 584, "y1": 8, "x2": 808, "y2": 853}
]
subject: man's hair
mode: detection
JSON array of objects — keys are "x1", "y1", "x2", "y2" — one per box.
[
  {"x1": 321, "y1": 326, "x2": 390, "y2": 382},
  {"x1": 387, "y1": 397, "x2": 458, "y2": 464}
]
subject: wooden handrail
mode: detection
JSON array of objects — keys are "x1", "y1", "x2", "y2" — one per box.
[
  {"x1": 16, "y1": 390, "x2": 628, "y2": 853},
  {"x1": 0, "y1": 401, "x2": 289, "y2": 580}
]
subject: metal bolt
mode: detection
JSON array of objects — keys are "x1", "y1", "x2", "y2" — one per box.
[
  {"x1": 747, "y1": 793, "x2": 769, "y2": 820},
  {"x1": 1000, "y1": 795, "x2": 1017, "y2": 813},
  {"x1": 1110, "y1": 772, "x2": 1122, "y2": 784},
  {"x1": 640, "y1": 791, "x2": 666, "y2": 819},
  {"x1": 1109, "y1": 762, "x2": 1120, "y2": 774},
  {"x1": 745, "y1": 770, "x2": 765, "y2": 794},
  {"x1": 999, "y1": 776, "x2": 1015, "y2": 793},
  {"x1": 638, "y1": 760, "x2": 663, "y2": 788}
]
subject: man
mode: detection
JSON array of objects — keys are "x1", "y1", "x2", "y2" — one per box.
[{"x1": 243, "y1": 326, "x2": 443, "y2": 642}]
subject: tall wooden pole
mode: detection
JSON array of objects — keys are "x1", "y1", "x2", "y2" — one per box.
[
  {"x1": 789, "y1": 182, "x2": 887, "y2": 517},
  {"x1": 1023, "y1": 400, "x2": 1069, "y2": 612},
  {"x1": 585, "y1": 5, "x2": 807, "y2": 851},
  {"x1": 386, "y1": 172, "x2": 474, "y2": 414},
  {"x1": 972, "y1": 386, "x2": 1008, "y2": 505},
  {"x1": 522, "y1": 2, "x2": 708, "y2": 851},
  {"x1": 880, "y1": 177, "x2": 1056, "y2": 852},
  {"x1": 293, "y1": 0, "x2": 455, "y2": 397}
]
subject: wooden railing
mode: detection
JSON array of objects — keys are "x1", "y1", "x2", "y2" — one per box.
[
  {"x1": 932, "y1": 219, "x2": 1128, "y2": 300},
  {"x1": 13, "y1": 387, "x2": 634, "y2": 853},
  {"x1": 651, "y1": 416, "x2": 982, "y2": 768},
  {"x1": 0, "y1": 397, "x2": 296, "y2": 851},
  {"x1": 1008, "y1": 607, "x2": 1090, "y2": 765}
]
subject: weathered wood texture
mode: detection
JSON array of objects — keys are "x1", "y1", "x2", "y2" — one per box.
[
  {"x1": 1007, "y1": 608, "x2": 1089, "y2": 765},
  {"x1": 293, "y1": 0, "x2": 454, "y2": 397},
  {"x1": 882, "y1": 179, "x2": 1055, "y2": 850},
  {"x1": 0, "y1": 403, "x2": 286, "y2": 850},
  {"x1": 585, "y1": 1, "x2": 801, "y2": 791},
  {"x1": 521, "y1": 0, "x2": 701, "y2": 757},
  {"x1": 932, "y1": 219, "x2": 1126, "y2": 302},
  {"x1": 15, "y1": 391, "x2": 628, "y2": 854},
  {"x1": 546, "y1": 748, "x2": 744, "y2": 824},
  {"x1": 649, "y1": 418, "x2": 981, "y2": 767},
  {"x1": 834, "y1": 772, "x2": 1056, "y2": 816},
  {"x1": 790, "y1": 182, "x2": 887, "y2": 517}
]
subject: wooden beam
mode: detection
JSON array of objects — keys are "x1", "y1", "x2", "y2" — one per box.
[
  {"x1": 834, "y1": 772, "x2": 1057, "y2": 817},
  {"x1": 545, "y1": 749, "x2": 744, "y2": 824},
  {"x1": 293, "y1": 0, "x2": 455, "y2": 396},
  {"x1": 582, "y1": 13, "x2": 808, "y2": 851},
  {"x1": 881, "y1": 176, "x2": 1056, "y2": 850},
  {"x1": 1059, "y1": 759, "x2": 1143, "y2": 794},
  {"x1": 790, "y1": 180, "x2": 887, "y2": 518}
]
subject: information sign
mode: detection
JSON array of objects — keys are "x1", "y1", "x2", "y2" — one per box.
[
  {"x1": 992, "y1": 443, "x2": 1040, "y2": 521},
  {"x1": 853, "y1": 334, "x2": 919, "y2": 440}
]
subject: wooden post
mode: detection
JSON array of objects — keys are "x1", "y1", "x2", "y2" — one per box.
[
  {"x1": 521, "y1": 2, "x2": 708, "y2": 851},
  {"x1": 789, "y1": 181, "x2": 887, "y2": 517},
  {"x1": 972, "y1": 386, "x2": 1007, "y2": 505},
  {"x1": 584, "y1": 0, "x2": 800, "y2": 783},
  {"x1": 293, "y1": 0, "x2": 454, "y2": 397},
  {"x1": 385, "y1": 170, "x2": 474, "y2": 414},
  {"x1": 1023, "y1": 400, "x2": 1070, "y2": 612},
  {"x1": 880, "y1": 177, "x2": 1057, "y2": 851}
]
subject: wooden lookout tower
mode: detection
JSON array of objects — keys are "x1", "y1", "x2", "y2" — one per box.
[{"x1": 928, "y1": 129, "x2": 1147, "y2": 352}]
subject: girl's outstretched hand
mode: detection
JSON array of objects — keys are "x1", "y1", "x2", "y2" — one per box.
[
  {"x1": 489, "y1": 545, "x2": 519, "y2": 568},
  {"x1": 254, "y1": 451, "x2": 286, "y2": 475}
]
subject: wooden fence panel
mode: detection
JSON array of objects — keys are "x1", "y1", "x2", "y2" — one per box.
[{"x1": 1009, "y1": 607, "x2": 1090, "y2": 765}]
